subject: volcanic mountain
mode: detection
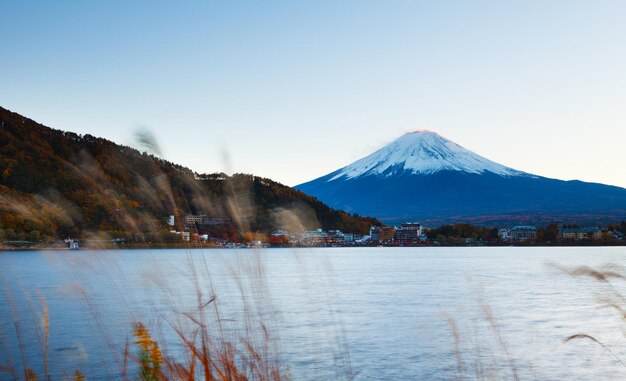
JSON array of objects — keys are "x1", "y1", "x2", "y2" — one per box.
[{"x1": 296, "y1": 131, "x2": 626, "y2": 225}]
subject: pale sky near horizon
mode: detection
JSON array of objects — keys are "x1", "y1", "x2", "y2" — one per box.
[{"x1": 2, "y1": 1, "x2": 626, "y2": 188}]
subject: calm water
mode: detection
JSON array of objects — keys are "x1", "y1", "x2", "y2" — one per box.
[{"x1": 1, "y1": 247, "x2": 626, "y2": 380}]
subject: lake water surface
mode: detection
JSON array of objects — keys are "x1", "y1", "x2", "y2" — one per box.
[{"x1": 2, "y1": 247, "x2": 626, "y2": 380}]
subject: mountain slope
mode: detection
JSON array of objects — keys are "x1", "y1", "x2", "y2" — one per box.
[
  {"x1": 296, "y1": 131, "x2": 626, "y2": 225},
  {"x1": 0, "y1": 106, "x2": 380, "y2": 240}
]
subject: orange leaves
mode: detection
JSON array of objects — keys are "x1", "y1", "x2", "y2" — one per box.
[{"x1": 133, "y1": 322, "x2": 164, "y2": 380}]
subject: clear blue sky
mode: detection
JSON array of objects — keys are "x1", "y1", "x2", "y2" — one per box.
[{"x1": 2, "y1": 1, "x2": 626, "y2": 187}]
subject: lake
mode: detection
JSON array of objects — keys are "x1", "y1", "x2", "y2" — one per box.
[{"x1": 1, "y1": 247, "x2": 626, "y2": 380}]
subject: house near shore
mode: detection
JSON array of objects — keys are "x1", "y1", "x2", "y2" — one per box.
[
  {"x1": 395, "y1": 222, "x2": 422, "y2": 242},
  {"x1": 170, "y1": 230, "x2": 191, "y2": 242},
  {"x1": 379, "y1": 227, "x2": 396, "y2": 242},
  {"x1": 498, "y1": 228, "x2": 511, "y2": 241},
  {"x1": 499, "y1": 226, "x2": 537, "y2": 241},
  {"x1": 302, "y1": 229, "x2": 328, "y2": 244},
  {"x1": 558, "y1": 226, "x2": 602, "y2": 240},
  {"x1": 511, "y1": 226, "x2": 537, "y2": 240},
  {"x1": 369, "y1": 226, "x2": 380, "y2": 241}
]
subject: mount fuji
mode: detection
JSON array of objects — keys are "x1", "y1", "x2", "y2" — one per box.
[{"x1": 296, "y1": 131, "x2": 626, "y2": 225}]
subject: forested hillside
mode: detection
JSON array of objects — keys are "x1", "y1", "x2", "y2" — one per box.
[{"x1": 0, "y1": 106, "x2": 380, "y2": 242}]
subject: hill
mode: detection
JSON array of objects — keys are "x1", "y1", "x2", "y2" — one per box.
[
  {"x1": 296, "y1": 131, "x2": 626, "y2": 226},
  {"x1": 0, "y1": 106, "x2": 380, "y2": 242}
]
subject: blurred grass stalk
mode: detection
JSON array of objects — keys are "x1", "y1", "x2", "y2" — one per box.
[
  {"x1": 558, "y1": 264, "x2": 626, "y2": 369},
  {"x1": 0, "y1": 129, "x2": 296, "y2": 380},
  {"x1": 445, "y1": 303, "x2": 521, "y2": 381},
  {"x1": 0, "y1": 248, "x2": 291, "y2": 380}
]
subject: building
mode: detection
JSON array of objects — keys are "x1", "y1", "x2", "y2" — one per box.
[
  {"x1": 184, "y1": 214, "x2": 206, "y2": 225},
  {"x1": 378, "y1": 227, "x2": 396, "y2": 242},
  {"x1": 303, "y1": 229, "x2": 328, "y2": 244},
  {"x1": 369, "y1": 226, "x2": 380, "y2": 242},
  {"x1": 559, "y1": 226, "x2": 602, "y2": 240},
  {"x1": 327, "y1": 230, "x2": 345, "y2": 243},
  {"x1": 184, "y1": 214, "x2": 230, "y2": 226},
  {"x1": 498, "y1": 228, "x2": 511, "y2": 241},
  {"x1": 510, "y1": 226, "x2": 537, "y2": 241},
  {"x1": 395, "y1": 222, "x2": 422, "y2": 242},
  {"x1": 170, "y1": 230, "x2": 191, "y2": 242}
]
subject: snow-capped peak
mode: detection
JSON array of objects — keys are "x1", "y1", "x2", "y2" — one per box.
[{"x1": 329, "y1": 130, "x2": 527, "y2": 181}]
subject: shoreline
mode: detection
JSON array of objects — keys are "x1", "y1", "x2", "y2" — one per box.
[{"x1": 2, "y1": 241, "x2": 626, "y2": 252}]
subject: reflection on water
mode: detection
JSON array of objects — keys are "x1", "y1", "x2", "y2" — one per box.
[{"x1": 1, "y1": 247, "x2": 626, "y2": 380}]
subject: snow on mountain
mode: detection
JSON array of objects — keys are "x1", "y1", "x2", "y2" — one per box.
[{"x1": 329, "y1": 130, "x2": 528, "y2": 181}]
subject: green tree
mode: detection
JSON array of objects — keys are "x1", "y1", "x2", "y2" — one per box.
[
  {"x1": 436, "y1": 234, "x2": 447, "y2": 245},
  {"x1": 28, "y1": 230, "x2": 41, "y2": 242},
  {"x1": 4, "y1": 228, "x2": 15, "y2": 240},
  {"x1": 544, "y1": 224, "x2": 559, "y2": 242}
]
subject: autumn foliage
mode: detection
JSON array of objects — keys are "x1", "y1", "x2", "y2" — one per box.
[{"x1": 0, "y1": 107, "x2": 380, "y2": 243}]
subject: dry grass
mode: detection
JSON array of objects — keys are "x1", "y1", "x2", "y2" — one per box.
[
  {"x1": 129, "y1": 250, "x2": 290, "y2": 381},
  {"x1": 127, "y1": 279, "x2": 289, "y2": 381},
  {"x1": 0, "y1": 129, "x2": 314, "y2": 380},
  {"x1": 444, "y1": 263, "x2": 626, "y2": 380},
  {"x1": 557, "y1": 264, "x2": 626, "y2": 369},
  {"x1": 445, "y1": 303, "x2": 523, "y2": 381},
  {"x1": 8, "y1": 256, "x2": 626, "y2": 380},
  {"x1": 0, "y1": 247, "x2": 290, "y2": 381}
]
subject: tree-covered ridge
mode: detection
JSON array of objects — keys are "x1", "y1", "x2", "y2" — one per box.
[{"x1": 0, "y1": 106, "x2": 380, "y2": 242}]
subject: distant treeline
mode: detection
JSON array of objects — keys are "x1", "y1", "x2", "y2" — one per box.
[
  {"x1": 426, "y1": 222, "x2": 626, "y2": 245},
  {"x1": 426, "y1": 224, "x2": 499, "y2": 245}
]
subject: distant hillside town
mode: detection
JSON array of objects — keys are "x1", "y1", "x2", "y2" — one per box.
[
  {"x1": 161, "y1": 215, "x2": 626, "y2": 248},
  {"x1": 4, "y1": 208, "x2": 626, "y2": 249}
]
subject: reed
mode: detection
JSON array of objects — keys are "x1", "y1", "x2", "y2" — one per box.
[
  {"x1": 0, "y1": 252, "x2": 290, "y2": 381},
  {"x1": 558, "y1": 264, "x2": 626, "y2": 369},
  {"x1": 445, "y1": 303, "x2": 522, "y2": 381}
]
